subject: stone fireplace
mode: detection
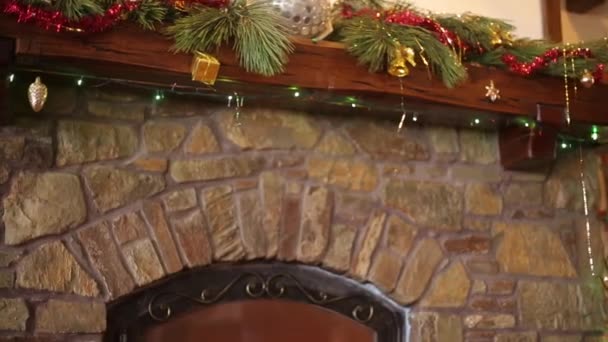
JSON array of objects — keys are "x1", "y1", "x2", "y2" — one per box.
[{"x1": 0, "y1": 81, "x2": 605, "y2": 341}]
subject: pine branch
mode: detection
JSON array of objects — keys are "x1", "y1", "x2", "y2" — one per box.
[
  {"x1": 167, "y1": 7, "x2": 238, "y2": 53},
  {"x1": 167, "y1": 0, "x2": 293, "y2": 76},
  {"x1": 437, "y1": 15, "x2": 514, "y2": 52},
  {"x1": 340, "y1": 17, "x2": 467, "y2": 87},
  {"x1": 20, "y1": 0, "x2": 103, "y2": 19},
  {"x1": 234, "y1": 1, "x2": 293, "y2": 76},
  {"x1": 52, "y1": 0, "x2": 103, "y2": 19},
  {"x1": 584, "y1": 39, "x2": 608, "y2": 64},
  {"x1": 129, "y1": 0, "x2": 167, "y2": 30}
]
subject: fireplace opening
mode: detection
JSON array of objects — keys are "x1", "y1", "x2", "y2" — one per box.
[{"x1": 105, "y1": 263, "x2": 405, "y2": 342}]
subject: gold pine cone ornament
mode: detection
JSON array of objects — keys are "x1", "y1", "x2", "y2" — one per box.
[{"x1": 28, "y1": 77, "x2": 48, "y2": 113}]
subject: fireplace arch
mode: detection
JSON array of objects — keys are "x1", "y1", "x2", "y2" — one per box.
[
  {"x1": 0, "y1": 85, "x2": 603, "y2": 342},
  {"x1": 105, "y1": 263, "x2": 406, "y2": 342}
]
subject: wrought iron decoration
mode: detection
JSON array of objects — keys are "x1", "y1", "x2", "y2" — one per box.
[
  {"x1": 147, "y1": 272, "x2": 374, "y2": 323},
  {"x1": 105, "y1": 263, "x2": 404, "y2": 342}
]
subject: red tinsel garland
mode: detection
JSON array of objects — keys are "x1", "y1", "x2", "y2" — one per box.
[
  {"x1": 341, "y1": 5, "x2": 473, "y2": 55},
  {"x1": 3, "y1": 0, "x2": 229, "y2": 33},
  {"x1": 3, "y1": 0, "x2": 139, "y2": 32},
  {"x1": 384, "y1": 10, "x2": 472, "y2": 54},
  {"x1": 502, "y1": 47, "x2": 605, "y2": 81}
]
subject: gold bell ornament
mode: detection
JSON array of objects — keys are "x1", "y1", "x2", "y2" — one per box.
[
  {"x1": 388, "y1": 43, "x2": 417, "y2": 78},
  {"x1": 28, "y1": 77, "x2": 48, "y2": 113},
  {"x1": 191, "y1": 52, "x2": 220, "y2": 86},
  {"x1": 580, "y1": 69, "x2": 595, "y2": 88},
  {"x1": 489, "y1": 23, "x2": 513, "y2": 47},
  {"x1": 173, "y1": 0, "x2": 186, "y2": 10}
]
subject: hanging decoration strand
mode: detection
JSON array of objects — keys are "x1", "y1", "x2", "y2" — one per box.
[
  {"x1": 579, "y1": 144, "x2": 596, "y2": 276},
  {"x1": 570, "y1": 52, "x2": 578, "y2": 97},
  {"x1": 563, "y1": 45, "x2": 571, "y2": 126},
  {"x1": 397, "y1": 78, "x2": 406, "y2": 132},
  {"x1": 228, "y1": 92, "x2": 244, "y2": 126}
]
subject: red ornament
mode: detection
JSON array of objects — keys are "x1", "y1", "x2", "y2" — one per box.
[
  {"x1": 4, "y1": 0, "x2": 139, "y2": 33},
  {"x1": 501, "y1": 47, "x2": 597, "y2": 77},
  {"x1": 593, "y1": 63, "x2": 605, "y2": 82}
]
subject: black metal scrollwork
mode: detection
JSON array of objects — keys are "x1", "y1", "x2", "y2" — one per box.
[
  {"x1": 106, "y1": 263, "x2": 404, "y2": 342},
  {"x1": 147, "y1": 272, "x2": 374, "y2": 323}
]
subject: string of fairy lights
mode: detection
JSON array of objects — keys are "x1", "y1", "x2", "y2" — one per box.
[
  {"x1": 7, "y1": 68, "x2": 608, "y2": 162},
  {"x1": 3, "y1": 68, "x2": 607, "y2": 280},
  {"x1": 4, "y1": 69, "x2": 605, "y2": 148}
]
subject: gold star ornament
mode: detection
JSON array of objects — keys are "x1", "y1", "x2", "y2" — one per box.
[{"x1": 485, "y1": 80, "x2": 500, "y2": 103}]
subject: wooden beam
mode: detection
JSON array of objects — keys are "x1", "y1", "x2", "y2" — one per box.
[
  {"x1": 0, "y1": 36, "x2": 15, "y2": 124},
  {"x1": 0, "y1": 17, "x2": 607, "y2": 128},
  {"x1": 544, "y1": 0, "x2": 563, "y2": 42},
  {"x1": 566, "y1": 0, "x2": 606, "y2": 13}
]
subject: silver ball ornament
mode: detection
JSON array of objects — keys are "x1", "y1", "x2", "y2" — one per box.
[{"x1": 271, "y1": 0, "x2": 332, "y2": 39}]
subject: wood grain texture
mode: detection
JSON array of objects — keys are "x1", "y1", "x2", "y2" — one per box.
[
  {"x1": 566, "y1": 0, "x2": 605, "y2": 13},
  {"x1": 1, "y1": 18, "x2": 608, "y2": 125},
  {"x1": 0, "y1": 37, "x2": 14, "y2": 123},
  {"x1": 544, "y1": 0, "x2": 563, "y2": 42}
]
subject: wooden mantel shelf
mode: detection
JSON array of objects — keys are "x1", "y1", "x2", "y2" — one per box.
[
  {"x1": 1, "y1": 18, "x2": 608, "y2": 125},
  {"x1": 1, "y1": 17, "x2": 608, "y2": 170}
]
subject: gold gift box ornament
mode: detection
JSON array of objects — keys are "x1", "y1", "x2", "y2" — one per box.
[{"x1": 191, "y1": 52, "x2": 220, "y2": 85}]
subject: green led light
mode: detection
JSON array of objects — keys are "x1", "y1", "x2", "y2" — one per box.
[
  {"x1": 351, "y1": 103, "x2": 356, "y2": 108},
  {"x1": 472, "y1": 118, "x2": 480, "y2": 125},
  {"x1": 77, "y1": 77, "x2": 83, "y2": 86},
  {"x1": 294, "y1": 91, "x2": 300, "y2": 97},
  {"x1": 592, "y1": 132, "x2": 599, "y2": 141},
  {"x1": 524, "y1": 122, "x2": 529, "y2": 128},
  {"x1": 155, "y1": 93, "x2": 162, "y2": 101},
  {"x1": 561, "y1": 142, "x2": 569, "y2": 149}
]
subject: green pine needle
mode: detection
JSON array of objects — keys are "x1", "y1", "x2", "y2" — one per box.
[
  {"x1": 53, "y1": 0, "x2": 103, "y2": 20},
  {"x1": 167, "y1": 0, "x2": 293, "y2": 76},
  {"x1": 340, "y1": 17, "x2": 467, "y2": 87},
  {"x1": 21, "y1": 0, "x2": 103, "y2": 19},
  {"x1": 129, "y1": 0, "x2": 167, "y2": 30},
  {"x1": 437, "y1": 15, "x2": 514, "y2": 52},
  {"x1": 235, "y1": 3, "x2": 293, "y2": 76}
]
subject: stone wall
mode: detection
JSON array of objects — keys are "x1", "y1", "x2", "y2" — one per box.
[{"x1": 0, "y1": 84, "x2": 605, "y2": 341}]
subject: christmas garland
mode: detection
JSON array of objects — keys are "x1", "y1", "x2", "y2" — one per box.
[
  {"x1": 4, "y1": 0, "x2": 139, "y2": 32},
  {"x1": 166, "y1": 0, "x2": 293, "y2": 76},
  {"x1": 4, "y1": 0, "x2": 608, "y2": 87}
]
